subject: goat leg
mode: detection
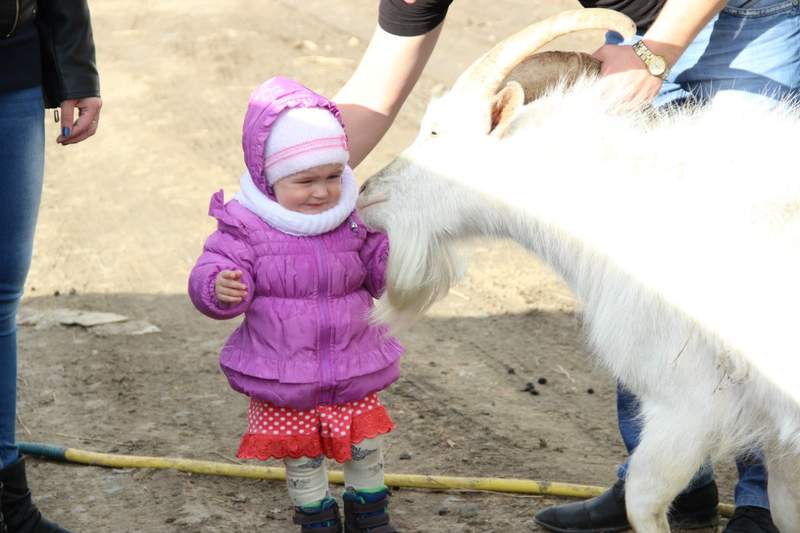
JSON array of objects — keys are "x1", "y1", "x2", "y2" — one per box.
[
  {"x1": 766, "y1": 450, "x2": 800, "y2": 532},
  {"x1": 623, "y1": 401, "x2": 711, "y2": 533}
]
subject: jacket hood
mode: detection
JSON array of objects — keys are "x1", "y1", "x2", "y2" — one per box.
[{"x1": 242, "y1": 76, "x2": 347, "y2": 195}]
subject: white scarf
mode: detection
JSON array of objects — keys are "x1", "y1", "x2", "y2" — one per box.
[{"x1": 234, "y1": 166, "x2": 358, "y2": 236}]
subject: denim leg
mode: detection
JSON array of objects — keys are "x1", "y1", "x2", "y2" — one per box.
[
  {"x1": 734, "y1": 451, "x2": 770, "y2": 509},
  {"x1": 0, "y1": 86, "x2": 45, "y2": 469},
  {"x1": 615, "y1": 384, "x2": 715, "y2": 492}
]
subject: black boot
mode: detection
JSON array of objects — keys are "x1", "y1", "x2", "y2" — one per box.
[
  {"x1": 342, "y1": 488, "x2": 397, "y2": 533},
  {"x1": 723, "y1": 506, "x2": 779, "y2": 533},
  {"x1": 534, "y1": 479, "x2": 720, "y2": 532},
  {"x1": 292, "y1": 498, "x2": 342, "y2": 533},
  {"x1": 0, "y1": 458, "x2": 70, "y2": 533}
]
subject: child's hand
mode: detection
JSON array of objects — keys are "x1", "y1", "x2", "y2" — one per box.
[{"x1": 215, "y1": 270, "x2": 248, "y2": 305}]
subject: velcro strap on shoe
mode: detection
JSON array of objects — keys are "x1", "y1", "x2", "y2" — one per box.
[
  {"x1": 298, "y1": 524, "x2": 340, "y2": 533},
  {"x1": 350, "y1": 499, "x2": 387, "y2": 514},
  {"x1": 292, "y1": 507, "x2": 338, "y2": 525},
  {"x1": 354, "y1": 513, "x2": 390, "y2": 528},
  {"x1": 366, "y1": 526, "x2": 397, "y2": 533}
]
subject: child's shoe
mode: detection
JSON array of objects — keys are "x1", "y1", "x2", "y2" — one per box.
[
  {"x1": 292, "y1": 497, "x2": 342, "y2": 533},
  {"x1": 342, "y1": 487, "x2": 397, "y2": 533}
]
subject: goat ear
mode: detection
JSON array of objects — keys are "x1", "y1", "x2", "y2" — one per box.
[{"x1": 489, "y1": 81, "x2": 524, "y2": 138}]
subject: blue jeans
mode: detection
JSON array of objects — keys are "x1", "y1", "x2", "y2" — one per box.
[
  {"x1": 609, "y1": 0, "x2": 800, "y2": 510},
  {"x1": 0, "y1": 86, "x2": 44, "y2": 469}
]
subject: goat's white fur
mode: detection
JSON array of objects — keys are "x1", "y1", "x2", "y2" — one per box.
[{"x1": 359, "y1": 77, "x2": 800, "y2": 532}]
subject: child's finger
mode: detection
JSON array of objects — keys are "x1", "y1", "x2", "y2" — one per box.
[
  {"x1": 217, "y1": 293, "x2": 243, "y2": 304},
  {"x1": 217, "y1": 286, "x2": 247, "y2": 298},
  {"x1": 220, "y1": 278, "x2": 248, "y2": 291},
  {"x1": 221, "y1": 270, "x2": 243, "y2": 280}
]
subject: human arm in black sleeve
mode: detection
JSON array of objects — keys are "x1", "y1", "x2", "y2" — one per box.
[
  {"x1": 36, "y1": 0, "x2": 100, "y2": 108},
  {"x1": 37, "y1": 0, "x2": 102, "y2": 144},
  {"x1": 379, "y1": 0, "x2": 453, "y2": 37},
  {"x1": 335, "y1": 0, "x2": 451, "y2": 167}
]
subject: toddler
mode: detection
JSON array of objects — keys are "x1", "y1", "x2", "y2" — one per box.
[{"x1": 189, "y1": 77, "x2": 404, "y2": 533}]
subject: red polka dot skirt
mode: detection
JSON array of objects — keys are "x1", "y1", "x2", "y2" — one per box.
[{"x1": 237, "y1": 393, "x2": 394, "y2": 463}]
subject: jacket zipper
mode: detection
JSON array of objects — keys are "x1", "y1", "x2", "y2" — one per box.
[
  {"x1": 5, "y1": 0, "x2": 20, "y2": 38},
  {"x1": 312, "y1": 239, "x2": 335, "y2": 405}
]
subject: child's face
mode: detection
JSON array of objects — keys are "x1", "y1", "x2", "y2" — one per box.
[{"x1": 272, "y1": 163, "x2": 344, "y2": 214}]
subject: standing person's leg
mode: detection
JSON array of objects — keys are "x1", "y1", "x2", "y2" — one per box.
[
  {"x1": 0, "y1": 86, "x2": 44, "y2": 470},
  {"x1": 724, "y1": 452, "x2": 779, "y2": 533},
  {"x1": 734, "y1": 453, "x2": 769, "y2": 509},
  {"x1": 285, "y1": 455, "x2": 343, "y2": 532},
  {"x1": 0, "y1": 87, "x2": 72, "y2": 532},
  {"x1": 342, "y1": 435, "x2": 396, "y2": 533}
]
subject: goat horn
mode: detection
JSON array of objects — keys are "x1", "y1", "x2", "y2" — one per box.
[{"x1": 451, "y1": 8, "x2": 636, "y2": 101}]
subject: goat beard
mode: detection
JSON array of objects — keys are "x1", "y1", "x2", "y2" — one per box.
[{"x1": 370, "y1": 226, "x2": 465, "y2": 329}]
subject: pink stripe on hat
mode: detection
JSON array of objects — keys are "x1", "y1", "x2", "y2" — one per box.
[
  {"x1": 264, "y1": 107, "x2": 350, "y2": 186},
  {"x1": 264, "y1": 135, "x2": 348, "y2": 170}
]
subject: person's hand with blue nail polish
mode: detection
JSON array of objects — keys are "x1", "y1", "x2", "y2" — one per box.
[{"x1": 57, "y1": 96, "x2": 103, "y2": 145}]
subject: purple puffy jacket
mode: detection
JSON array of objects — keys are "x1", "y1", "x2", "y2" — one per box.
[{"x1": 188, "y1": 77, "x2": 404, "y2": 410}]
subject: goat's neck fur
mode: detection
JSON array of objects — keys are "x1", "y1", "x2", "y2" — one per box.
[{"x1": 389, "y1": 79, "x2": 800, "y2": 430}]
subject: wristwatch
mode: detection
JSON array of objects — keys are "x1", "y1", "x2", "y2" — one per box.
[{"x1": 632, "y1": 41, "x2": 670, "y2": 80}]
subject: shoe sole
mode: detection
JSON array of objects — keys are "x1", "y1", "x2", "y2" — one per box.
[
  {"x1": 533, "y1": 517, "x2": 631, "y2": 533},
  {"x1": 533, "y1": 512, "x2": 720, "y2": 533}
]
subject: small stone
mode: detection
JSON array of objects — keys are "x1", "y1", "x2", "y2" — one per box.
[
  {"x1": 104, "y1": 484, "x2": 124, "y2": 495},
  {"x1": 53, "y1": 290, "x2": 60, "y2": 297},
  {"x1": 538, "y1": 377, "x2": 547, "y2": 385},
  {"x1": 538, "y1": 437, "x2": 548, "y2": 449},
  {"x1": 522, "y1": 382, "x2": 535, "y2": 392},
  {"x1": 294, "y1": 39, "x2": 318, "y2": 51},
  {"x1": 530, "y1": 389, "x2": 540, "y2": 396},
  {"x1": 399, "y1": 452, "x2": 412, "y2": 460},
  {"x1": 437, "y1": 507, "x2": 449, "y2": 516},
  {"x1": 69, "y1": 287, "x2": 77, "y2": 295},
  {"x1": 587, "y1": 388, "x2": 595, "y2": 394},
  {"x1": 507, "y1": 367, "x2": 516, "y2": 375},
  {"x1": 165, "y1": 517, "x2": 176, "y2": 524},
  {"x1": 457, "y1": 503, "x2": 480, "y2": 519},
  {"x1": 347, "y1": 36, "x2": 360, "y2": 47}
]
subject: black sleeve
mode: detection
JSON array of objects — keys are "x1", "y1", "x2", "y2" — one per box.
[
  {"x1": 36, "y1": 0, "x2": 100, "y2": 108},
  {"x1": 378, "y1": 0, "x2": 453, "y2": 37}
]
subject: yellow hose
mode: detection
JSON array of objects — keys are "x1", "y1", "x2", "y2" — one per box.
[{"x1": 20, "y1": 443, "x2": 734, "y2": 518}]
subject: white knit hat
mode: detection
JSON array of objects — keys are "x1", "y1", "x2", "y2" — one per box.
[{"x1": 263, "y1": 107, "x2": 349, "y2": 186}]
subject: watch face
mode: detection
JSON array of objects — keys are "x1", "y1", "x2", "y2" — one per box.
[{"x1": 649, "y1": 55, "x2": 667, "y2": 77}]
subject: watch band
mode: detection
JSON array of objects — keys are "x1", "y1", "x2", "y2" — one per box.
[{"x1": 632, "y1": 41, "x2": 670, "y2": 80}]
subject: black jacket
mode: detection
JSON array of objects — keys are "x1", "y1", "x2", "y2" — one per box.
[{"x1": 1, "y1": 0, "x2": 99, "y2": 107}]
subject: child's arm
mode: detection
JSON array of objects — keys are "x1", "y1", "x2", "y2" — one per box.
[
  {"x1": 188, "y1": 229, "x2": 256, "y2": 319},
  {"x1": 359, "y1": 228, "x2": 390, "y2": 299}
]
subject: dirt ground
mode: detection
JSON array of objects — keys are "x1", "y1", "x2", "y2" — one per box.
[{"x1": 17, "y1": 1, "x2": 737, "y2": 531}]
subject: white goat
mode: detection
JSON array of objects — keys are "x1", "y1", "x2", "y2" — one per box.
[{"x1": 357, "y1": 9, "x2": 800, "y2": 533}]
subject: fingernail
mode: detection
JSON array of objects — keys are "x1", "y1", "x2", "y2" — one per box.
[{"x1": 62, "y1": 127, "x2": 70, "y2": 138}]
